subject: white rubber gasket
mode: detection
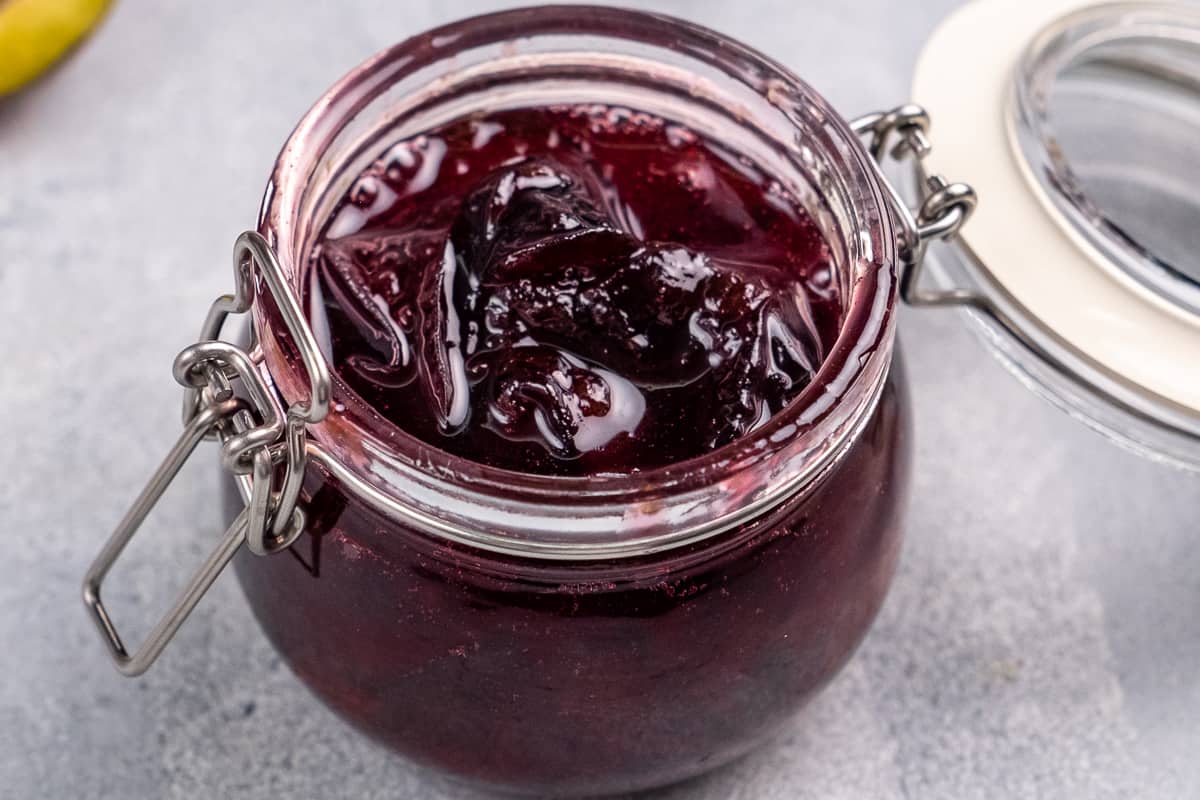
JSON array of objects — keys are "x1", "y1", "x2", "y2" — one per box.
[{"x1": 913, "y1": 0, "x2": 1200, "y2": 414}]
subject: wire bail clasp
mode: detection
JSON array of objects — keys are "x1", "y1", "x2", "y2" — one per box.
[
  {"x1": 850, "y1": 104, "x2": 982, "y2": 309},
  {"x1": 82, "y1": 231, "x2": 331, "y2": 676}
]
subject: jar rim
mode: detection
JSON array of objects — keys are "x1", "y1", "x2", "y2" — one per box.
[{"x1": 255, "y1": 5, "x2": 900, "y2": 558}]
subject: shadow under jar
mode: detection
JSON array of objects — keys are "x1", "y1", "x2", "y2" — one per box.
[{"x1": 231, "y1": 7, "x2": 908, "y2": 796}]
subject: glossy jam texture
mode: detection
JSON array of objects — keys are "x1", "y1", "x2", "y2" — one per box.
[{"x1": 307, "y1": 105, "x2": 841, "y2": 474}]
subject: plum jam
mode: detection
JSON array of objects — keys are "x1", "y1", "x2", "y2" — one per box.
[
  {"x1": 307, "y1": 105, "x2": 841, "y2": 475},
  {"x1": 232, "y1": 7, "x2": 910, "y2": 796}
]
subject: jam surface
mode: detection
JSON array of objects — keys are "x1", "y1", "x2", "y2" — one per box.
[{"x1": 308, "y1": 105, "x2": 841, "y2": 474}]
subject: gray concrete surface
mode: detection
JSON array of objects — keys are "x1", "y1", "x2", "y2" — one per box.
[{"x1": 2, "y1": 1, "x2": 1197, "y2": 798}]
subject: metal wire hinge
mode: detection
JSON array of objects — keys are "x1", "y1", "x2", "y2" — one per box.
[
  {"x1": 82, "y1": 231, "x2": 331, "y2": 676},
  {"x1": 850, "y1": 104, "x2": 982, "y2": 309}
]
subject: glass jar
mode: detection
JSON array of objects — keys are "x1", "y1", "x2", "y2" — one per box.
[
  {"x1": 236, "y1": 8, "x2": 907, "y2": 795},
  {"x1": 85, "y1": 2, "x2": 1197, "y2": 798}
]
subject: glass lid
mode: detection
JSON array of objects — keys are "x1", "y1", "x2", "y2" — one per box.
[
  {"x1": 1013, "y1": 1, "x2": 1200, "y2": 317},
  {"x1": 913, "y1": 0, "x2": 1200, "y2": 471}
]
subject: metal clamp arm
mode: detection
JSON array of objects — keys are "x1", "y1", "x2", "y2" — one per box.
[
  {"x1": 83, "y1": 231, "x2": 331, "y2": 676},
  {"x1": 82, "y1": 398, "x2": 248, "y2": 676}
]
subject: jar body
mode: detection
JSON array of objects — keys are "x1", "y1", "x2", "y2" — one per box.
[
  {"x1": 229, "y1": 359, "x2": 909, "y2": 796},
  {"x1": 232, "y1": 7, "x2": 911, "y2": 794}
]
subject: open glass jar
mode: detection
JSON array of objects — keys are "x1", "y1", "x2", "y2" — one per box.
[{"x1": 82, "y1": 2, "x2": 1199, "y2": 797}]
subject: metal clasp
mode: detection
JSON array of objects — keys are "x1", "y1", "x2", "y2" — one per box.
[
  {"x1": 82, "y1": 231, "x2": 331, "y2": 676},
  {"x1": 850, "y1": 104, "x2": 982, "y2": 309}
]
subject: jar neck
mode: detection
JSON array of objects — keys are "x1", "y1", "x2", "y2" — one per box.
[{"x1": 254, "y1": 6, "x2": 899, "y2": 560}]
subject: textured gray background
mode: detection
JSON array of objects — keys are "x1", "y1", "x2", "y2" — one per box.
[{"x1": 2, "y1": 1, "x2": 1198, "y2": 798}]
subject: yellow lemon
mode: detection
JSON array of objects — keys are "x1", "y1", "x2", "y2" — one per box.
[{"x1": 0, "y1": 0, "x2": 112, "y2": 96}]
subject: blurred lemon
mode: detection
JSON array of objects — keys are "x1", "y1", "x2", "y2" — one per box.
[{"x1": 0, "y1": 0, "x2": 112, "y2": 96}]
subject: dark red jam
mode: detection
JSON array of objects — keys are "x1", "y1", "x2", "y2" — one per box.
[
  {"x1": 306, "y1": 105, "x2": 841, "y2": 474},
  {"x1": 234, "y1": 97, "x2": 908, "y2": 796}
]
